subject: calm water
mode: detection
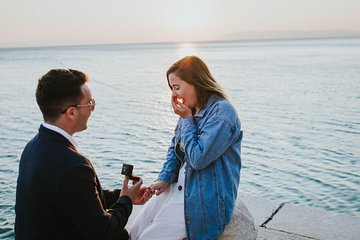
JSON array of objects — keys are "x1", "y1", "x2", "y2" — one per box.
[{"x1": 1, "y1": 38, "x2": 360, "y2": 238}]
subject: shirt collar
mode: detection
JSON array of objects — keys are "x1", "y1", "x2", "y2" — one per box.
[{"x1": 42, "y1": 122, "x2": 78, "y2": 149}]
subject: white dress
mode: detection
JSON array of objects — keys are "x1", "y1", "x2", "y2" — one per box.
[{"x1": 128, "y1": 163, "x2": 187, "y2": 240}]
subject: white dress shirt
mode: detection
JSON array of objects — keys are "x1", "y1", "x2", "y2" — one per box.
[{"x1": 42, "y1": 122, "x2": 78, "y2": 149}]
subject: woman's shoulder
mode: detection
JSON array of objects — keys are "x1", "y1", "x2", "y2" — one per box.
[
  {"x1": 209, "y1": 97, "x2": 241, "y2": 128},
  {"x1": 212, "y1": 97, "x2": 238, "y2": 116}
]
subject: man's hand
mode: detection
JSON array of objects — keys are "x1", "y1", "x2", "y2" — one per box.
[
  {"x1": 120, "y1": 177, "x2": 142, "y2": 203},
  {"x1": 120, "y1": 178, "x2": 153, "y2": 205},
  {"x1": 133, "y1": 186, "x2": 153, "y2": 205}
]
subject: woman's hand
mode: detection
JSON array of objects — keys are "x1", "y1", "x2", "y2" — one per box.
[
  {"x1": 171, "y1": 96, "x2": 192, "y2": 119},
  {"x1": 150, "y1": 181, "x2": 169, "y2": 196}
]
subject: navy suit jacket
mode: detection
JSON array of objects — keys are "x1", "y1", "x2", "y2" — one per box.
[{"x1": 15, "y1": 125, "x2": 132, "y2": 240}]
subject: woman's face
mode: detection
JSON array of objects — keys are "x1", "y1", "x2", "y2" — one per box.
[{"x1": 168, "y1": 73, "x2": 197, "y2": 110}]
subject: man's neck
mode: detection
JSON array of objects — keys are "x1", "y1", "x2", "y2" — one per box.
[
  {"x1": 45, "y1": 120, "x2": 75, "y2": 136},
  {"x1": 42, "y1": 122, "x2": 78, "y2": 148}
]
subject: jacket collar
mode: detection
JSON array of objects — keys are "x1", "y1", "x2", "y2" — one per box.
[
  {"x1": 194, "y1": 95, "x2": 219, "y2": 118},
  {"x1": 38, "y1": 124, "x2": 77, "y2": 151}
]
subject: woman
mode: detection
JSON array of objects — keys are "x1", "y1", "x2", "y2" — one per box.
[{"x1": 129, "y1": 56, "x2": 243, "y2": 239}]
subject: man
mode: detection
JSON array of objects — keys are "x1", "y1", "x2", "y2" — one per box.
[{"x1": 15, "y1": 69, "x2": 151, "y2": 239}]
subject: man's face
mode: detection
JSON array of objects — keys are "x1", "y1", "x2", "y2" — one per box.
[{"x1": 75, "y1": 84, "x2": 94, "y2": 132}]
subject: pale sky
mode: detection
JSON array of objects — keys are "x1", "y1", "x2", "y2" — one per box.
[{"x1": 1, "y1": 0, "x2": 360, "y2": 47}]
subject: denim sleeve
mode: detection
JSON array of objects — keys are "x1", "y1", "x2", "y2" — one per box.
[
  {"x1": 157, "y1": 135, "x2": 182, "y2": 184},
  {"x1": 180, "y1": 116, "x2": 237, "y2": 170}
]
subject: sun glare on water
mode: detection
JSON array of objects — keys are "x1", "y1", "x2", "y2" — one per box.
[{"x1": 176, "y1": 43, "x2": 198, "y2": 58}]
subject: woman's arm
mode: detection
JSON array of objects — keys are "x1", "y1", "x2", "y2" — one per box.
[
  {"x1": 181, "y1": 114, "x2": 240, "y2": 171},
  {"x1": 157, "y1": 134, "x2": 182, "y2": 184}
]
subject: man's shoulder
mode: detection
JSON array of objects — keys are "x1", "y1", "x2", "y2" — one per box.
[
  {"x1": 22, "y1": 131, "x2": 88, "y2": 171},
  {"x1": 27, "y1": 131, "x2": 78, "y2": 154}
]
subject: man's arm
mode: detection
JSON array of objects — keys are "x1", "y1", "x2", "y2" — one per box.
[{"x1": 55, "y1": 164, "x2": 132, "y2": 240}]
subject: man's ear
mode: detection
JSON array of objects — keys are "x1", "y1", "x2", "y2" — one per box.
[{"x1": 64, "y1": 107, "x2": 77, "y2": 120}]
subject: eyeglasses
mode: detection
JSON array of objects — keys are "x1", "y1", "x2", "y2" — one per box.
[{"x1": 61, "y1": 98, "x2": 96, "y2": 114}]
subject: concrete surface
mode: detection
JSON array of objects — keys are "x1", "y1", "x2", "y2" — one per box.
[
  {"x1": 240, "y1": 193, "x2": 360, "y2": 240},
  {"x1": 127, "y1": 193, "x2": 360, "y2": 240}
]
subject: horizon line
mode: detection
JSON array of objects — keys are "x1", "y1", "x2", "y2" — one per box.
[{"x1": 1, "y1": 35, "x2": 360, "y2": 51}]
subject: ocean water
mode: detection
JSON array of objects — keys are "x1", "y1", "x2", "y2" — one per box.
[{"x1": 1, "y1": 38, "x2": 359, "y2": 238}]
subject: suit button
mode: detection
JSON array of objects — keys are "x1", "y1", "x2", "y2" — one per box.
[{"x1": 178, "y1": 185, "x2": 182, "y2": 191}]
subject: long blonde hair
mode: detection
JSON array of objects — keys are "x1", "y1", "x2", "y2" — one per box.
[{"x1": 166, "y1": 56, "x2": 227, "y2": 109}]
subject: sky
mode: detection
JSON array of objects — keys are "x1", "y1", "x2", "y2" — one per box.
[{"x1": 1, "y1": 0, "x2": 360, "y2": 47}]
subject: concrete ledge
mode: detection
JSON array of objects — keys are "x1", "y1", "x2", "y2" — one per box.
[
  {"x1": 127, "y1": 193, "x2": 360, "y2": 240},
  {"x1": 256, "y1": 227, "x2": 314, "y2": 240},
  {"x1": 265, "y1": 203, "x2": 360, "y2": 240},
  {"x1": 240, "y1": 193, "x2": 360, "y2": 240},
  {"x1": 240, "y1": 194, "x2": 283, "y2": 226}
]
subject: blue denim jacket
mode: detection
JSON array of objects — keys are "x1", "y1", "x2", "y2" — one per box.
[{"x1": 158, "y1": 95, "x2": 242, "y2": 240}]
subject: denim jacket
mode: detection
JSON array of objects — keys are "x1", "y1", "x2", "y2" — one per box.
[{"x1": 158, "y1": 95, "x2": 243, "y2": 240}]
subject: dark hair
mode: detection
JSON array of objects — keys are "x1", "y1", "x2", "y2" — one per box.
[
  {"x1": 35, "y1": 69, "x2": 88, "y2": 121},
  {"x1": 166, "y1": 56, "x2": 227, "y2": 109}
]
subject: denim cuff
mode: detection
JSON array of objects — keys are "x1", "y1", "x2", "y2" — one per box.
[{"x1": 181, "y1": 117, "x2": 195, "y2": 128}]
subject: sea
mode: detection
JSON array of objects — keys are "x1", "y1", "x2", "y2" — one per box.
[{"x1": 1, "y1": 37, "x2": 359, "y2": 238}]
